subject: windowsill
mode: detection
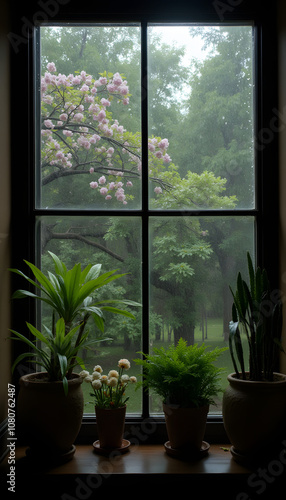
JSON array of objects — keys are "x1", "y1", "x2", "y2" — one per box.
[
  {"x1": 2, "y1": 443, "x2": 286, "y2": 499},
  {"x1": 1, "y1": 443, "x2": 249, "y2": 476}
]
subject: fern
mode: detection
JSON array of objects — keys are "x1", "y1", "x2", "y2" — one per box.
[{"x1": 135, "y1": 338, "x2": 226, "y2": 407}]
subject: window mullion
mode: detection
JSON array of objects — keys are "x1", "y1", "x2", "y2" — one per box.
[{"x1": 141, "y1": 21, "x2": 150, "y2": 419}]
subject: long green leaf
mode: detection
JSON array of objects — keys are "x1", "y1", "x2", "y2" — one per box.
[
  {"x1": 100, "y1": 306, "x2": 135, "y2": 319},
  {"x1": 26, "y1": 322, "x2": 51, "y2": 347},
  {"x1": 48, "y1": 251, "x2": 67, "y2": 277}
]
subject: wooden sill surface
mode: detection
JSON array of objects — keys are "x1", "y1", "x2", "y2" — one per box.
[{"x1": 1, "y1": 444, "x2": 250, "y2": 476}]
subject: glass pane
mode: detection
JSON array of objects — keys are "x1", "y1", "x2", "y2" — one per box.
[
  {"x1": 37, "y1": 216, "x2": 142, "y2": 414},
  {"x1": 38, "y1": 25, "x2": 142, "y2": 209},
  {"x1": 148, "y1": 25, "x2": 255, "y2": 210},
  {"x1": 149, "y1": 215, "x2": 255, "y2": 413}
]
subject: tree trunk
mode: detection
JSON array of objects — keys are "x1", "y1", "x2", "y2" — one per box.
[{"x1": 174, "y1": 324, "x2": 195, "y2": 346}]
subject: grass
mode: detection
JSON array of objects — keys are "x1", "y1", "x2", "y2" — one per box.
[{"x1": 78, "y1": 317, "x2": 248, "y2": 415}]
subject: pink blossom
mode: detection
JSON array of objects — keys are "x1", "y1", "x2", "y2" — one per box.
[
  {"x1": 59, "y1": 113, "x2": 68, "y2": 121},
  {"x1": 100, "y1": 187, "x2": 108, "y2": 196},
  {"x1": 63, "y1": 130, "x2": 73, "y2": 137},
  {"x1": 84, "y1": 95, "x2": 94, "y2": 103},
  {"x1": 97, "y1": 110, "x2": 106, "y2": 122},
  {"x1": 80, "y1": 84, "x2": 89, "y2": 92},
  {"x1": 74, "y1": 113, "x2": 84, "y2": 122},
  {"x1": 155, "y1": 151, "x2": 163, "y2": 159},
  {"x1": 47, "y1": 62, "x2": 56, "y2": 73},
  {"x1": 163, "y1": 154, "x2": 171, "y2": 163},
  {"x1": 89, "y1": 168, "x2": 94, "y2": 173},
  {"x1": 98, "y1": 175, "x2": 106, "y2": 185},
  {"x1": 118, "y1": 85, "x2": 128, "y2": 95},
  {"x1": 148, "y1": 143, "x2": 155, "y2": 152},
  {"x1": 112, "y1": 72, "x2": 123, "y2": 86},
  {"x1": 99, "y1": 77, "x2": 108, "y2": 85},
  {"x1": 107, "y1": 83, "x2": 117, "y2": 93},
  {"x1": 90, "y1": 181, "x2": 98, "y2": 189},
  {"x1": 90, "y1": 134, "x2": 101, "y2": 144},
  {"x1": 126, "y1": 181, "x2": 133, "y2": 187},
  {"x1": 101, "y1": 98, "x2": 111, "y2": 107},
  {"x1": 44, "y1": 119, "x2": 54, "y2": 129},
  {"x1": 55, "y1": 151, "x2": 64, "y2": 159},
  {"x1": 105, "y1": 195, "x2": 112, "y2": 200},
  {"x1": 109, "y1": 182, "x2": 116, "y2": 190},
  {"x1": 158, "y1": 138, "x2": 169, "y2": 150},
  {"x1": 154, "y1": 186, "x2": 162, "y2": 194},
  {"x1": 91, "y1": 87, "x2": 97, "y2": 94},
  {"x1": 72, "y1": 76, "x2": 82, "y2": 85},
  {"x1": 123, "y1": 98, "x2": 129, "y2": 105}
]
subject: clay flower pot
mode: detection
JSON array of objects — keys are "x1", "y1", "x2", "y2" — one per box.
[
  {"x1": 17, "y1": 372, "x2": 84, "y2": 461},
  {"x1": 163, "y1": 403, "x2": 209, "y2": 455},
  {"x1": 95, "y1": 405, "x2": 126, "y2": 449},
  {"x1": 222, "y1": 372, "x2": 286, "y2": 463}
]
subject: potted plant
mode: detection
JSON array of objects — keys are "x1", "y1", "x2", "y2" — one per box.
[
  {"x1": 222, "y1": 252, "x2": 286, "y2": 463},
  {"x1": 135, "y1": 338, "x2": 226, "y2": 458},
  {"x1": 81, "y1": 359, "x2": 137, "y2": 453},
  {"x1": 10, "y1": 252, "x2": 140, "y2": 461}
]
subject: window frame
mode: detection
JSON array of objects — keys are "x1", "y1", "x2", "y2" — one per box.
[{"x1": 10, "y1": 1, "x2": 279, "y2": 443}]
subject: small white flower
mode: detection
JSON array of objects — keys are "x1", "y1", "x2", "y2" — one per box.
[
  {"x1": 121, "y1": 374, "x2": 129, "y2": 383},
  {"x1": 92, "y1": 371, "x2": 101, "y2": 380},
  {"x1": 118, "y1": 359, "x2": 130, "y2": 370},
  {"x1": 107, "y1": 377, "x2": 118, "y2": 387},
  {"x1": 93, "y1": 365, "x2": 103, "y2": 373},
  {"x1": 92, "y1": 379, "x2": 102, "y2": 390},
  {"x1": 79, "y1": 370, "x2": 90, "y2": 379},
  {"x1": 129, "y1": 376, "x2": 137, "y2": 384},
  {"x1": 108, "y1": 370, "x2": 119, "y2": 379}
]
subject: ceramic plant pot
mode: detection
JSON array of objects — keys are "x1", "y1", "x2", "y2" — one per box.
[
  {"x1": 17, "y1": 372, "x2": 84, "y2": 462},
  {"x1": 95, "y1": 405, "x2": 126, "y2": 449},
  {"x1": 222, "y1": 372, "x2": 286, "y2": 463},
  {"x1": 163, "y1": 403, "x2": 209, "y2": 456}
]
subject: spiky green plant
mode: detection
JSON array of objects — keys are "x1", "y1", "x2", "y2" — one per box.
[
  {"x1": 10, "y1": 252, "x2": 140, "y2": 386},
  {"x1": 135, "y1": 339, "x2": 226, "y2": 408},
  {"x1": 229, "y1": 252, "x2": 284, "y2": 381}
]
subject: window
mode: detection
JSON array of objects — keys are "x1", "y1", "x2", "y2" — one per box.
[{"x1": 10, "y1": 2, "x2": 279, "y2": 437}]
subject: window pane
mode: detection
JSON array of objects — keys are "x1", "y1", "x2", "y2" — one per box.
[
  {"x1": 148, "y1": 25, "x2": 255, "y2": 210},
  {"x1": 37, "y1": 215, "x2": 142, "y2": 414},
  {"x1": 149, "y1": 215, "x2": 255, "y2": 413},
  {"x1": 38, "y1": 25, "x2": 142, "y2": 209}
]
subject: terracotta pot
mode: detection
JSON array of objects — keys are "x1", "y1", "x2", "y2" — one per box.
[
  {"x1": 17, "y1": 372, "x2": 84, "y2": 459},
  {"x1": 95, "y1": 405, "x2": 126, "y2": 449},
  {"x1": 222, "y1": 372, "x2": 286, "y2": 461},
  {"x1": 163, "y1": 403, "x2": 209, "y2": 452}
]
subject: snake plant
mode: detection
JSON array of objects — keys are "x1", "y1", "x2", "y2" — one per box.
[{"x1": 229, "y1": 252, "x2": 284, "y2": 381}]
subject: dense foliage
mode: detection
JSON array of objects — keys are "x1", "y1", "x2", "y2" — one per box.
[{"x1": 135, "y1": 338, "x2": 227, "y2": 407}]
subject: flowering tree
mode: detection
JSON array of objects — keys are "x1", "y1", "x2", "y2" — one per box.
[{"x1": 41, "y1": 63, "x2": 172, "y2": 207}]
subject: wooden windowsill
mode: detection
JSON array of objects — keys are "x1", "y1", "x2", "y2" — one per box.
[
  {"x1": 1, "y1": 444, "x2": 285, "y2": 499},
  {"x1": 8, "y1": 443, "x2": 249, "y2": 475}
]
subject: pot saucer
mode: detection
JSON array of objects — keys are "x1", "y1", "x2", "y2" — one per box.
[
  {"x1": 164, "y1": 440, "x2": 210, "y2": 459},
  {"x1": 93, "y1": 439, "x2": 131, "y2": 455}
]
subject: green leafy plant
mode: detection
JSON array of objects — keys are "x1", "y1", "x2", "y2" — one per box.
[
  {"x1": 134, "y1": 338, "x2": 226, "y2": 408},
  {"x1": 11, "y1": 318, "x2": 91, "y2": 395},
  {"x1": 80, "y1": 359, "x2": 137, "y2": 409},
  {"x1": 10, "y1": 252, "x2": 141, "y2": 388},
  {"x1": 229, "y1": 252, "x2": 284, "y2": 381}
]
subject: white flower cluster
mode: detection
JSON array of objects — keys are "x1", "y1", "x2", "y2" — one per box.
[{"x1": 79, "y1": 359, "x2": 137, "y2": 392}]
